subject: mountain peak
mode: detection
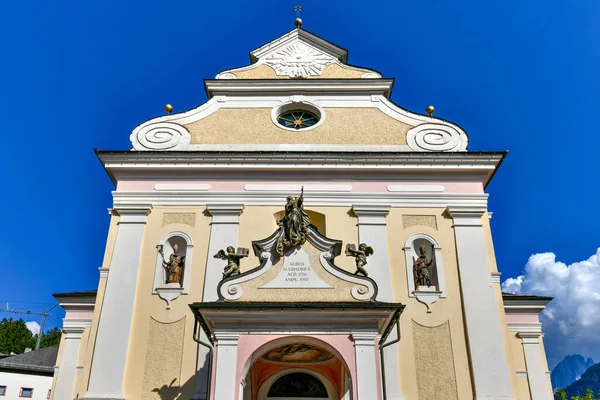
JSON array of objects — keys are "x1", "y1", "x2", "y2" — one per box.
[{"x1": 551, "y1": 354, "x2": 595, "y2": 391}]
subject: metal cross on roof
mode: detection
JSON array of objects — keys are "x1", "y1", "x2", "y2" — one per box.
[{"x1": 293, "y1": 4, "x2": 303, "y2": 18}]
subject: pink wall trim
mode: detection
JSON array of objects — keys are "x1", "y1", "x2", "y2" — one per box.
[
  {"x1": 116, "y1": 180, "x2": 483, "y2": 194},
  {"x1": 505, "y1": 313, "x2": 541, "y2": 324},
  {"x1": 233, "y1": 334, "x2": 359, "y2": 400}
]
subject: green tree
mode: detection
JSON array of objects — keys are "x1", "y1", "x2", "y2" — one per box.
[
  {"x1": 556, "y1": 389, "x2": 568, "y2": 400},
  {"x1": 0, "y1": 318, "x2": 36, "y2": 354},
  {"x1": 37, "y1": 327, "x2": 62, "y2": 348}
]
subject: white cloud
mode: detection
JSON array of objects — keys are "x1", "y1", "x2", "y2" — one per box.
[
  {"x1": 25, "y1": 321, "x2": 41, "y2": 336},
  {"x1": 502, "y1": 248, "x2": 600, "y2": 368}
]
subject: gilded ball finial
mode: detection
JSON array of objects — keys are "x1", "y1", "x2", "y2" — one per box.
[
  {"x1": 295, "y1": 17, "x2": 303, "y2": 27},
  {"x1": 426, "y1": 105, "x2": 435, "y2": 116},
  {"x1": 164, "y1": 104, "x2": 173, "y2": 114}
]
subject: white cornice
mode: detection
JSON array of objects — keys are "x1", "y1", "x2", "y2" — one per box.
[
  {"x1": 99, "y1": 151, "x2": 503, "y2": 169},
  {"x1": 204, "y1": 79, "x2": 394, "y2": 97},
  {"x1": 112, "y1": 191, "x2": 488, "y2": 208}
]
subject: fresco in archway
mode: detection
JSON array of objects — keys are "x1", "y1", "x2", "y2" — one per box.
[{"x1": 262, "y1": 344, "x2": 335, "y2": 363}]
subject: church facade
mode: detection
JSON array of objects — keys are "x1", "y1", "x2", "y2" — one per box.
[{"x1": 50, "y1": 22, "x2": 553, "y2": 400}]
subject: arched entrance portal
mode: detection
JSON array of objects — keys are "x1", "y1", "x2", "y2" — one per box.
[{"x1": 241, "y1": 338, "x2": 352, "y2": 400}]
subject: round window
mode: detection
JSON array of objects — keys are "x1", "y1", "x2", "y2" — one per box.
[{"x1": 277, "y1": 110, "x2": 320, "y2": 130}]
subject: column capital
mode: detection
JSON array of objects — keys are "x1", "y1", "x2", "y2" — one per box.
[
  {"x1": 352, "y1": 205, "x2": 391, "y2": 225},
  {"x1": 445, "y1": 206, "x2": 487, "y2": 227},
  {"x1": 511, "y1": 323, "x2": 543, "y2": 344},
  {"x1": 62, "y1": 319, "x2": 92, "y2": 338},
  {"x1": 213, "y1": 332, "x2": 241, "y2": 345},
  {"x1": 206, "y1": 204, "x2": 244, "y2": 224},
  {"x1": 114, "y1": 204, "x2": 153, "y2": 224},
  {"x1": 351, "y1": 332, "x2": 378, "y2": 346}
]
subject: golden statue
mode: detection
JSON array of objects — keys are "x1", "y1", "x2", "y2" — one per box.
[
  {"x1": 276, "y1": 187, "x2": 310, "y2": 255},
  {"x1": 214, "y1": 246, "x2": 249, "y2": 279},
  {"x1": 157, "y1": 244, "x2": 185, "y2": 285},
  {"x1": 346, "y1": 243, "x2": 374, "y2": 277},
  {"x1": 413, "y1": 243, "x2": 435, "y2": 288}
]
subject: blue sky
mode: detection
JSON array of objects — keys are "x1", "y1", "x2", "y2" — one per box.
[{"x1": 1, "y1": 1, "x2": 598, "y2": 367}]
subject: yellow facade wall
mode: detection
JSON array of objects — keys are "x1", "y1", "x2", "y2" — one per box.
[
  {"x1": 78, "y1": 204, "x2": 537, "y2": 399},
  {"x1": 184, "y1": 107, "x2": 412, "y2": 146},
  {"x1": 123, "y1": 206, "x2": 211, "y2": 399}
]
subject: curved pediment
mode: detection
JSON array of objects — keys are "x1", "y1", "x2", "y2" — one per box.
[{"x1": 217, "y1": 225, "x2": 378, "y2": 303}]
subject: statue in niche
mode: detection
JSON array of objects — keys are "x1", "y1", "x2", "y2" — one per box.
[
  {"x1": 157, "y1": 243, "x2": 185, "y2": 285},
  {"x1": 413, "y1": 243, "x2": 436, "y2": 288},
  {"x1": 214, "y1": 246, "x2": 249, "y2": 279},
  {"x1": 346, "y1": 243, "x2": 374, "y2": 277},
  {"x1": 276, "y1": 187, "x2": 310, "y2": 256}
]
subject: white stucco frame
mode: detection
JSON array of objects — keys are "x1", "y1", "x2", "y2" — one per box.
[
  {"x1": 270, "y1": 99, "x2": 326, "y2": 132},
  {"x1": 153, "y1": 231, "x2": 194, "y2": 307},
  {"x1": 403, "y1": 234, "x2": 446, "y2": 312}
]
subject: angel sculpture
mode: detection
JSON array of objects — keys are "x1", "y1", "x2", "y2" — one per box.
[
  {"x1": 214, "y1": 246, "x2": 249, "y2": 279},
  {"x1": 345, "y1": 243, "x2": 374, "y2": 277},
  {"x1": 413, "y1": 243, "x2": 435, "y2": 288},
  {"x1": 275, "y1": 187, "x2": 310, "y2": 256},
  {"x1": 157, "y1": 244, "x2": 185, "y2": 285}
]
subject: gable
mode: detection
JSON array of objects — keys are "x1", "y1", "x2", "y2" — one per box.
[{"x1": 216, "y1": 28, "x2": 380, "y2": 80}]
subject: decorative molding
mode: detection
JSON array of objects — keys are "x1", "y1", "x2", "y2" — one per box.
[
  {"x1": 402, "y1": 215, "x2": 437, "y2": 230},
  {"x1": 352, "y1": 205, "x2": 391, "y2": 226},
  {"x1": 407, "y1": 123, "x2": 468, "y2": 152},
  {"x1": 446, "y1": 206, "x2": 487, "y2": 227},
  {"x1": 507, "y1": 322, "x2": 543, "y2": 335},
  {"x1": 218, "y1": 226, "x2": 377, "y2": 301},
  {"x1": 102, "y1": 151, "x2": 498, "y2": 174},
  {"x1": 245, "y1": 184, "x2": 352, "y2": 192},
  {"x1": 154, "y1": 184, "x2": 210, "y2": 191},
  {"x1": 491, "y1": 272, "x2": 502, "y2": 284},
  {"x1": 387, "y1": 184, "x2": 445, "y2": 192},
  {"x1": 206, "y1": 204, "x2": 244, "y2": 224},
  {"x1": 161, "y1": 212, "x2": 196, "y2": 228},
  {"x1": 264, "y1": 42, "x2": 336, "y2": 77},
  {"x1": 98, "y1": 266, "x2": 109, "y2": 278},
  {"x1": 130, "y1": 122, "x2": 191, "y2": 151},
  {"x1": 361, "y1": 72, "x2": 380, "y2": 79},
  {"x1": 113, "y1": 191, "x2": 489, "y2": 209}
]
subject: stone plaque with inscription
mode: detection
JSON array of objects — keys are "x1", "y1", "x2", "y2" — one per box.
[{"x1": 260, "y1": 246, "x2": 332, "y2": 289}]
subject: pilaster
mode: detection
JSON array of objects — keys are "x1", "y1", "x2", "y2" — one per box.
[
  {"x1": 53, "y1": 324, "x2": 89, "y2": 400},
  {"x1": 513, "y1": 326, "x2": 553, "y2": 400},
  {"x1": 351, "y1": 205, "x2": 393, "y2": 301},
  {"x1": 83, "y1": 205, "x2": 151, "y2": 400},
  {"x1": 446, "y1": 206, "x2": 514, "y2": 400},
  {"x1": 213, "y1": 332, "x2": 241, "y2": 400},
  {"x1": 202, "y1": 204, "x2": 244, "y2": 301},
  {"x1": 352, "y1": 332, "x2": 381, "y2": 400},
  {"x1": 192, "y1": 204, "x2": 244, "y2": 400}
]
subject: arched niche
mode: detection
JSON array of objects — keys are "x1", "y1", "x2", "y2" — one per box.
[
  {"x1": 152, "y1": 231, "x2": 194, "y2": 307},
  {"x1": 273, "y1": 209, "x2": 326, "y2": 235},
  {"x1": 403, "y1": 234, "x2": 446, "y2": 313}
]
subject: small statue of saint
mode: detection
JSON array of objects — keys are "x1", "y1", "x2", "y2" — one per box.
[
  {"x1": 346, "y1": 243, "x2": 374, "y2": 277},
  {"x1": 413, "y1": 243, "x2": 435, "y2": 288},
  {"x1": 157, "y1": 244, "x2": 185, "y2": 286},
  {"x1": 214, "y1": 246, "x2": 249, "y2": 279},
  {"x1": 275, "y1": 187, "x2": 310, "y2": 256}
]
